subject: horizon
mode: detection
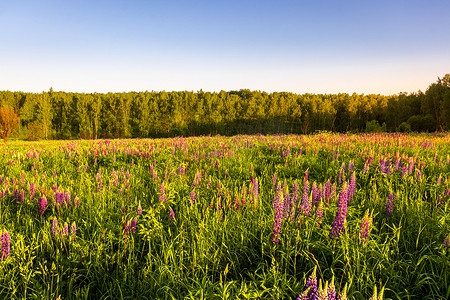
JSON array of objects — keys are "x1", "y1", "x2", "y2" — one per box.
[{"x1": 1, "y1": 0, "x2": 450, "y2": 95}]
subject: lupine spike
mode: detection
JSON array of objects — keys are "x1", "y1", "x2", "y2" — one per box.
[{"x1": 1, "y1": 230, "x2": 10, "y2": 260}]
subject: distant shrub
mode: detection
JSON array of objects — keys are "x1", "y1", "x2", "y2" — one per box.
[
  {"x1": 407, "y1": 114, "x2": 437, "y2": 132},
  {"x1": 397, "y1": 122, "x2": 411, "y2": 133},
  {"x1": 365, "y1": 120, "x2": 386, "y2": 133}
]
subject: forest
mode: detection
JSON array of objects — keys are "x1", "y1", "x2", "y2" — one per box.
[{"x1": 0, "y1": 74, "x2": 449, "y2": 140}]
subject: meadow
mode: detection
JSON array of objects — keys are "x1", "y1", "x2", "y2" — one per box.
[{"x1": 0, "y1": 133, "x2": 449, "y2": 299}]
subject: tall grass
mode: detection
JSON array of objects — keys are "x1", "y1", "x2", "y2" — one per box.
[{"x1": 0, "y1": 133, "x2": 449, "y2": 299}]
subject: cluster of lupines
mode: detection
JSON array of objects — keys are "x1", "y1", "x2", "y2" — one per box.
[
  {"x1": 296, "y1": 267, "x2": 346, "y2": 300},
  {"x1": 51, "y1": 218, "x2": 77, "y2": 240},
  {"x1": 1, "y1": 230, "x2": 10, "y2": 260}
]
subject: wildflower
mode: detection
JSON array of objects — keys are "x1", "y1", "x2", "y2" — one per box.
[
  {"x1": 443, "y1": 233, "x2": 450, "y2": 248},
  {"x1": 348, "y1": 172, "x2": 356, "y2": 203},
  {"x1": 159, "y1": 183, "x2": 167, "y2": 203},
  {"x1": 360, "y1": 210, "x2": 372, "y2": 244},
  {"x1": 190, "y1": 189, "x2": 196, "y2": 205},
  {"x1": 30, "y1": 182, "x2": 36, "y2": 199},
  {"x1": 272, "y1": 173, "x2": 277, "y2": 188},
  {"x1": 38, "y1": 195, "x2": 48, "y2": 217},
  {"x1": 1, "y1": 230, "x2": 10, "y2": 260},
  {"x1": 303, "y1": 267, "x2": 318, "y2": 300},
  {"x1": 130, "y1": 217, "x2": 137, "y2": 233},
  {"x1": 19, "y1": 189, "x2": 25, "y2": 203},
  {"x1": 52, "y1": 217, "x2": 58, "y2": 237},
  {"x1": 296, "y1": 286, "x2": 310, "y2": 300},
  {"x1": 70, "y1": 222, "x2": 77, "y2": 238},
  {"x1": 317, "y1": 281, "x2": 328, "y2": 300},
  {"x1": 63, "y1": 223, "x2": 69, "y2": 237},
  {"x1": 169, "y1": 208, "x2": 175, "y2": 221},
  {"x1": 271, "y1": 186, "x2": 284, "y2": 243},
  {"x1": 300, "y1": 178, "x2": 311, "y2": 216},
  {"x1": 386, "y1": 192, "x2": 394, "y2": 217},
  {"x1": 137, "y1": 201, "x2": 143, "y2": 215},
  {"x1": 363, "y1": 161, "x2": 369, "y2": 175},
  {"x1": 327, "y1": 277, "x2": 337, "y2": 300},
  {"x1": 330, "y1": 183, "x2": 348, "y2": 240}
]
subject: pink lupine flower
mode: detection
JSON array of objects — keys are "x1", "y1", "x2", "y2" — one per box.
[
  {"x1": 443, "y1": 233, "x2": 450, "y2": 248},
  {"x1": 1, "y1": 230, "x2": 10, "y2": 260},
  {"x1": 271, "y1": 185, "x2": 284, "y2": 243},
  {"x1": 360, "y1": 210, "x2": 372, "y2": 244},
  {"x1": 38, "y1": 195, "x2": 48, "y2": 217},
  {"x1": 52, "y1": 217, "x2": 58, "y2": 237},
  {"x1": 169, "y1": 208, "x2": 175, "y2": 221}
]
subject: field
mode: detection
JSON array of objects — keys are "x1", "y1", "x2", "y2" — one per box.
[{"x1": 0, "y1": 133, "x2": 449, "y2": 299}]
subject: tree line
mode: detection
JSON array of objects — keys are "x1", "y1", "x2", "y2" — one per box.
[{"x1": 0, "y1": 74, "x2": 449, "y2": 140}]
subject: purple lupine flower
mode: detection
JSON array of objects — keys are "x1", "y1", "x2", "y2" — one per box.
[
  {"x1": 52, "y1": 217, "x2": 58, "y2": 237},
  {"x1": 159, "y1": 183, "x2": 167, "y2": 203},
  {"x1": 272, "y1": 173, "x2": 277, "y2": 188},
  {"x1": 300, "y1": 178, "x2": 311, "y2": 216},
  {"x1": 124, "y1": 220, "x2": 132, "y2": 235},
  {"x1": 38, "y1": 195, "x2": 48, "y2": 217},
  {"x1": 443, "y1": 233, "x2": 450, "y2": 248},
  {"x1": 304, "y1": 267, "x2": 318, "y2": 300},
  {"x1": 63, "y1": 223, "x2": 69, "y2": 237},
  {"x1": 137, "y1": 202, "x2": 143, "y2": 215},
  {"x1": 271, "y1": 187, "x2": 284, "y2": 243},
  {"x1": 13, "y1": 187, "x2": 18, "y2": 203},
  {"x1": 360, "y1": 210, "x2": 372, "y2": 244},
  {"x1": 436, "y1": 175, "x2": 442, "y2": 185},
  {"x1": 19, "y1": 189, "x2": 25, "y2": 203},
  {"x1": 348, "y1": 172, "x2": 356, "y2": 203},
  {"x1": 379, "y1": 158, "x2": 386, "y2": 174},
  {"x1": 252, "y1": 179, "x2": 259, "y2": 209},
  {"x1": 70, "y1": 222, "x2": 77, "y2": 239},
  {"x1": 130, "y1": 218, "x2": 137, "y2": 233},
  {"x1": 296, "y1": 287, "x2": 310, "y2": 300},
  {"x1": 311, "y1": 182, "x2": 319, "y2": 207},
  {"x1": 1, "y1": 230, "x2": 10, "y2": 260},
  {"x1": 363, "y1": 160, "x2": 369, "y2": 175},
  {"x1": 330, "y1": 183, "x2": 348, "y2": 240},
  {"x1": 347, "y1": 160, "x2": 354, "y2": 175},
  {"x1": 386, "y1": 192, "x2": 394, "y2": 217},
  {"x1": 169, "y1": 208, "x2": 175, "y2": 221},
  {"x1": 30, "y1": 182, "x2": 36, "y2": 199},
  {"x1": 416, "y1": 169, "x2": 422, "y2": 181},
  {"x1": 317, "y1": 282, "x2": 328, "y2": 300},
  {"x1": 327, "y1": 278, "x2": 337, "y2": 300},
  {"x1": 190, "y1": 189, "x2": 196, "y2": 205}
]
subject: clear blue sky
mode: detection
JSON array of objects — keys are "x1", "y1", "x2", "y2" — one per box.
[{"x1": 1, "y1": 0, "x2": 449, "y2": 95}]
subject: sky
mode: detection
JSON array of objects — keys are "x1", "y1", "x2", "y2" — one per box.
[{"x1": 1, "y1": 0, "x2": 449, "y2": 95}]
